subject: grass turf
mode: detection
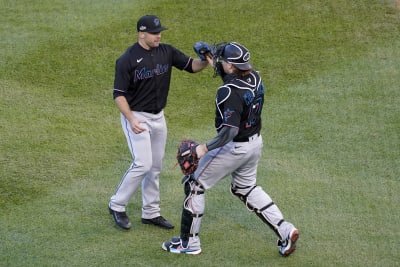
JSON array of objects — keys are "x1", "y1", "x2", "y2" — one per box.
[{"x1": 1, "y1": 0, "x2": 399, "y2": 266}]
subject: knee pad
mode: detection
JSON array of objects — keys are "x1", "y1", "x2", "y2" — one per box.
[
  {"x1": 231, "y1": 183, "x2": 285, "y2": 239},
  {"x1": 180, "y1": 177, "x2": 205, "y2": 241}
]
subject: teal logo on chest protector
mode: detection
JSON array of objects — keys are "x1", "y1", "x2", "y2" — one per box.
[{"x1": 224, "y1": 108, "x2": 234, "y2": 122}]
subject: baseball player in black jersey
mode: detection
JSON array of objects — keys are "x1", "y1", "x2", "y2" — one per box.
[
  {"x1": 162, "y1": 42, "x2": 299, "y2": 256},
  {"x1": 108, "y1": 15, "x2": 211, "y2": 230}
]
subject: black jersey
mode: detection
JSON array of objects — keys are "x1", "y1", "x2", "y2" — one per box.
[
  {"x1": 214, "y1": 71, "x2": 264, "y2": 141},
  {"x1": 113, "y1": 43, "x2": 193, "y2": 112}
]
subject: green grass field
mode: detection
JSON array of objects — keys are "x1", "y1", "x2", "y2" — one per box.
[{"x1": 1, "y1": 0, "x2": 399, "y2": 266}]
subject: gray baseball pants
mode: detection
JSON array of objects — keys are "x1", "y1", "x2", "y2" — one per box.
[{"x1": 109, "y1": 111, "x2": 167, "y2": 219}]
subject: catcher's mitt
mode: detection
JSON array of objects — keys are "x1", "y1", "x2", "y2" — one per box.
[
  {"x1": 177, "y1": 139, "x2": 199, "y2": 175},
  {"x1": 193, "y1": 41, "x2": 212, "y2": 61}
]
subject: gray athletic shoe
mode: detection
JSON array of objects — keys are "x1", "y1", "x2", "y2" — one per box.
[
  {"x1": 162, "y1": 237, "x2": 201, "y2": 255},
  {"x1": 278, "y1": 228, "x2": 299, "y2": 256}
]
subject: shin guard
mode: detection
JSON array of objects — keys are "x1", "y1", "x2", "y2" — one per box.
[
  {"x1": 231, "y1": 183, "x2": 285, "y2": 240},
  {"x1": 180, "y1": 177, "x2": 205, "y2": 248}
]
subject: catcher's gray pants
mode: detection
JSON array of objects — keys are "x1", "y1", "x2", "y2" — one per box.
[
  {"x1": 109, "y1": 111, "x2": 167, "y2": 219},
  {"x1": 183, "y1": 134, "x2": 295, "y2": 249}
]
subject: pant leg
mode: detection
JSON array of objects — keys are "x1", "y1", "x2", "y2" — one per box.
[
  {"x1": 231, "y1": 135, "x2": 294, "y2": 240},
  {"x1": 141, "y1": 112, "x2": 167, "y2": 219},
  {"x1": 182, "y1": 142, "x2": 250, "y2": 248},
  {"x1": 109, "y1": 112, "x2": 152, "y2": 212}
]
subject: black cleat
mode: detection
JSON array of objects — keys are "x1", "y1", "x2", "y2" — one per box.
[
  {"x1": 109, "y1": 207, "x2": 131, "y2": 230},
  {"x1": 141, "y1": 216, "x2": 174, "y2": 229}
]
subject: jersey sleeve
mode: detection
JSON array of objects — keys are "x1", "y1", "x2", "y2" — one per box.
[
  {"x1": 113, "y1": 55, "x2": 131, "y2": 98},
  {"x1": 170, "y1": 45, "x2": 193, "y2": 72},
  {"x1": 206, "y1": 126, "x2": 239, "y2": 151}
]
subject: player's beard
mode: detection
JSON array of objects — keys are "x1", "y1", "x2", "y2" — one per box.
[{"x1": 152, "y1": 39, "x2": 160, "y2": 47}]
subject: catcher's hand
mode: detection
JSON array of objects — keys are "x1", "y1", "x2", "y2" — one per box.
[
  {"x1": 177, "y1": 139, "x2": 199, "y2": 175},
  {"x1": 193, "y1": 42, "x2": 212, "y2": 61}
]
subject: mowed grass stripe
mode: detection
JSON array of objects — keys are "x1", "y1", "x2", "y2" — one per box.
[{"x1": 1, "y1": 0, "x2": 399, "y2": 266}]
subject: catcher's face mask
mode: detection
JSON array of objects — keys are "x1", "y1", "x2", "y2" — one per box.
[{"x1": 213, "y1": 42, "x2": 228, "y2": 77}]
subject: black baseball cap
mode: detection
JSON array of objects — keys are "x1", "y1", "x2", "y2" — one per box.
[
  {"x1": 221, "y1": 42, "x2": 253, "y2": 71},
  {"x1": 137, "y1": 15, "x2": 167, "y2": 33}
]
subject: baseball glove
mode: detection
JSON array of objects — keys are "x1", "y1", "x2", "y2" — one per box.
[
  {"x1": 177, "y1": 139, "x2": 199, "y2": 175},
  {"x1": 193, "y1": 42, "x2": 212, "y2": 61}
]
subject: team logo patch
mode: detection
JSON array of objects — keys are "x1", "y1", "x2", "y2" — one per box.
[
  {"x1": 243, "y1": 91, "x2": 254, "y2": 106},
  {"x1": 154, "y1": 18, "x2": 160, "y2": 26},
  {"x1": 224, "y1": 108, "x2": 234, "y2": 122}
]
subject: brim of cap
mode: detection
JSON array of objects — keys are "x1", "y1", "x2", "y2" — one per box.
[
  {"x1": 145, "y1": 26, "x2": 167, "y2": 33},
  {"x1": 232, "y1": 62, "x2": 253, "y2": 71}
]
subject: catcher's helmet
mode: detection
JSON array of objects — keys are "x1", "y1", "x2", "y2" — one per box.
[{"x1": 221, "y1": 42, "x2": 253, "y2": 71}]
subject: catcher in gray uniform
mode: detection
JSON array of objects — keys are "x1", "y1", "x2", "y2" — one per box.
[{"x1": 162, "y1": 42, "x2": 299, "y2": 256}]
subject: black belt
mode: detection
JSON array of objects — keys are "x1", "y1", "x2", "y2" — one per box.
[
  {"x1": 141, "y1": 110, "x2": 161, "y2": 114},
  {"x1": 233, "y1": 132, "x2": 260, "y2": 142}
]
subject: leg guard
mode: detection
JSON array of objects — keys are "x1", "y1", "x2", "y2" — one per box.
[
  {"x1": 180, "y1": 176, "x2": 205, "y2": 249},
  {"x1": 231, "y1": 183, "x2": 286, "y2": 240}
]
